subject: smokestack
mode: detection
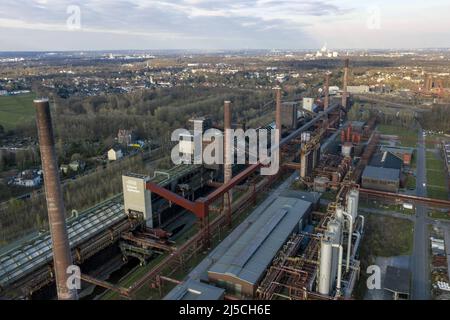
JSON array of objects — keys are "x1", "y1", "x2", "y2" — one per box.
[
  {"x1": 274, "y1": 86, "x2": 282, "y2": 139},
  {"x1": 34, "y1": 98, "x2": 78, "y2": 300},
  {"x1": 324, "y1": 73, "x2": 330, "y2": 110},
  {"x1": 342, "y1": 59, "x2": 349, "y2": 107},
  {"x1": 223, "y1": 101, "x2": 233, "y2": 226}
]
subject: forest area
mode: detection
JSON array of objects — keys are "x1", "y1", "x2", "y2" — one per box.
[
  {"x1": 0, "y1": 86, "x2": 274, "y2": 246},
  {"x1": 0, "y1": 154, "x2": 147, "y2": 246},
  {"x1": 348, "y1": 99, "x2": 450, "y2": 135},
  {"x1": 52, "y1": 86, "x2": 272, "y2": 143},
  {"x1": 419, "y1": 104, "x2": 450, "y2": 133}
]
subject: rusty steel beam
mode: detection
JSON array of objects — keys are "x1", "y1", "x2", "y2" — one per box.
[
  {"x1": 81, "y1": 274, "x2": 129, "y2": 297},
  {"x1": 34, "y1": 98, "x2": 78, "y2": 300},
  {"x1": 204, "y1": 163, "x2": 261, "y2": 205},
  {"x1": 283, "y1": 162, "x2": 302, "y2": 170},
  {"x1": 121, "y1": 233, "x2": 176, "y2": 252},
  {"x1": 359, "y1": 188, "x2": 450, "y2": 207},
  {"x1": 145, "y1": 181, "x2": 205, "y2": 217}
]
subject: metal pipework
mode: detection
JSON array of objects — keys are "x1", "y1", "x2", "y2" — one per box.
[
  {"x1": 223, "y1": 101, "x2": 233, "y2": 226},
  {"x1": 331, "y1": 243, "x2": 343, "y2": 297},
  {"x1": 342, "y1": 59, "x2": 349, "y2": 107},
  {"x1": 342, "y1": 211, "x2": 353, "y2": 273},
  {"x1": 34, "y1": 98, "x2": 78, "y2": 300},
  {"x1": 324, "y1": 73, "x2": 330, "y2": 110},
  {"x1": 357, "y1": 215, "x2": 365, "y2": 233}
]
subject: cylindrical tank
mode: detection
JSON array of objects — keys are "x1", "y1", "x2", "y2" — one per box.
[
  {"x1": 346, "y1": 188, "x2": 359, "y2": 221},
  {"x1": 328, "y1": 219, "x2": 342, "y2": 241},
  {"x1": 318, "y1": 238, "x2": 333, "y2": 295},
  {"x1": 341, "y1": 142, "x2": 353, "y2": 157},
  {"x1": 328, "y1": 220, "x2": 342, "y2": 292},
  {"x1": 335, "y1": 206, "x2": 344, "y2": 223}
]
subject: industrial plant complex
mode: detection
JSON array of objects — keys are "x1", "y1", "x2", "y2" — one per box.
[{"x1": 1, "y1": 53, "x2": 449, "y2": 304}]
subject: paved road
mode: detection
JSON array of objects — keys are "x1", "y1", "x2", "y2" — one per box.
[
  {"x1": 445, "y1": 228, "x2": 450, "y2": 281},
  {"x1": 411, "y1": 127, "x2": 431, "y2": 300}
]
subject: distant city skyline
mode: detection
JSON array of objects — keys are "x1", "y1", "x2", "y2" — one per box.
[{"x1": 1, "y1": 0, "x2": 450, "y2": 51}]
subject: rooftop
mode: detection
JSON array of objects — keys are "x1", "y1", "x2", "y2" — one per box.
[
  {"x1": 380, "y1": 146, "x2": 414, "y2": 156},
  {"x1": 163, "y1": 279, "x2": 225, "y2": 300},
  {"x1": 362, "y1": 165, "x2": 400, "y2": 182},
  {"x1": 0, "y1": 195, "x2": 125, "y2": 288},
  {"x1": 384, "y1": 266, "x2": 411, "y2": 295},
  {"x1": 208, "y1": 196, "x2": 311, "y2": 286},
  {"x1": 370, "y1": 151, "x2": 403, "y2": 170}
]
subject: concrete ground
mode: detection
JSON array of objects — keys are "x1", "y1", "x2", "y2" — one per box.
[{"x1": 364, "y1": 255, "x2": 411, "y2": 300}]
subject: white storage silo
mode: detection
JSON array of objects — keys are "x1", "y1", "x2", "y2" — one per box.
[
  {"x1": 346, "y1": 188, "x2": 359, "y2": 221},
  {"x1": 318, "y1": 237, "x2": 333, "y2": 295}
]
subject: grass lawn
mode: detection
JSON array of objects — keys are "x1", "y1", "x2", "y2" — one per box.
[
  {"x1": 429, "y1": 209, "x2": 450, "y2": 220},
  {"x1": 426, "y1": 133, "x2": 448, "y2": 149},
  {"x1": 377, "y1": 124, "x2": 418, "y2": 148},
  {"x1": 410, "y1": 150, "x2": 417, "y2": 170},
  {"x1": 405, "y1": 174, "x2": 416, "y2": 190},
  {"x1": 426, "y1": 151, "x2": 449, "y2": 200},
  {"x1": 354, "y1": 214, "x2": 414, "y2": 299},
  {"x1": 0, "y1": 93, "x2": 36, "y2": 130}
]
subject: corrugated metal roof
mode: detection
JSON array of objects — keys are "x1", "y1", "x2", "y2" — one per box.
[
  {"x1": 0, "y1": 196, "x2": 125, "y2": 288},
  {"x1": 380, "y1": 146, "x2": 414, "y2": 156},
  {"x1": 208, "y1": 196, "x2": 311, "y2": 286},
  {"x1": 370, "y1": 152, "x2": 403, "y2": 170},
  {"x1": 164, "y1": 279, "x2": 225, "y2": 300},
  {"x1": 0, "y1": 164, "x2": 201, "y2": 289},
  {"x1": 362, "y1": 165, "x2": 400, "y2": 182}
]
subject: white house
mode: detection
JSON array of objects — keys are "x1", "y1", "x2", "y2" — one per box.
[
  {"x1": 12, "y1": 170, "x2": 42, "y2": 187},
  {"x1": 108, "y1": 147, "x2": 123, "y2": 161}
]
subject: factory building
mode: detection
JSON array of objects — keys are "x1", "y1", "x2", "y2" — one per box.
[
  {"x1": 383, "y1": 266, "x2": 411, "y2": 300},
  {"x1": 207, "y1": 196, "x2": 312, "y2": 298},
  {"x1": 165, "y1": 194, "x2": 314, "y2": 300},
  {"x1": 346, "y1": 85, "x2": 370, "y2": 94},
  {"x1": 380, "y1": 146, "x2": 414, "y2": 166},
  {"x1": 122, "y1": 174, "x2": 153, "y2": 227},
  {"x1": 164, "y1": 279, "x2": 225, "y2": 300},
  {"x1": 361, "y1": 165, "x2": 400, "y2": 192},
  {"x1": 302, "y1": 97, "x2": 316, "y2": 112},
  {"x1": 369, "y1": 151, "x2": 403, "y2": 170},
  {"x1": 281, "y1": 102, "x2": 299, "y2": 129}
]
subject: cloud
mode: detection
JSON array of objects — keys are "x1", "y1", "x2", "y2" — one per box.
[{"x1": 0, "y1": 0, "x2": 449, "y2": 50}]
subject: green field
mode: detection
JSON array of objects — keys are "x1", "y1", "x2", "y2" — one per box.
[
  {"x1": 426, "y1": 151, "x2": 449, "y2": 200},
  {"x1": 405, "y1": 174, "x2": 416, "y2": 190},
  {"x1": 429, "y1": 209, "x2": 450, "y2": 220},
  {"x1": 0, "y1": 93, "x2": 36, "y2": 130},
  {"x1": 377, "y1": 124, "x2": 418, "y2": 148},
  {"x1": 426, "y1": 134, "x2": 448, "y2": 149},
  {"x1": 354, "y1": 214, "x2": 414, "y2": 299}
]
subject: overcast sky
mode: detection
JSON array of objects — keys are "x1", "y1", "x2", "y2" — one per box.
[{"x1": 1, "y1": 0, "x2": 449, "y2": 51}]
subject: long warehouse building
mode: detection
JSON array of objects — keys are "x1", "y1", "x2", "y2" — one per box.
[{"x1": 165, "y1": 190, "x2": 314, "y2": 300}]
